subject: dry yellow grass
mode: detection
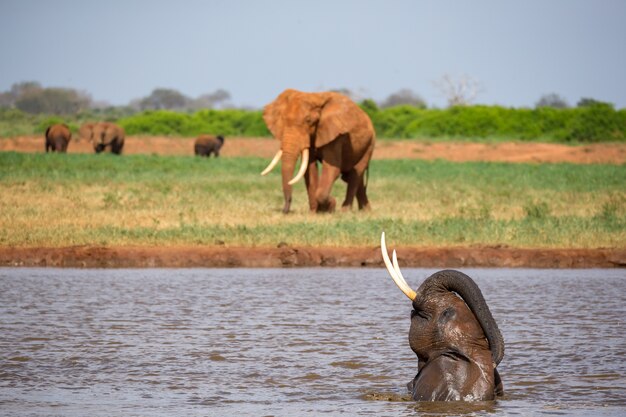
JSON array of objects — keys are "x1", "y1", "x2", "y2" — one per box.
[{"x1": 0, "y1": 153, "x2": 624, "y2": 248}]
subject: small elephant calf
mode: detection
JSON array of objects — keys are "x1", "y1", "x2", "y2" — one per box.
[{"x1": 194, "y1": 135, "x2": 225, "y2": 157}]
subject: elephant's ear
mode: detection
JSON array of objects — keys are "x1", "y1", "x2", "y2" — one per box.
[
  {"x1": 315, "y1": 93, "x2": 358, "y2": 148},
  {"x1": 263, "y1": 90, "x2": 295, "y2": 139}
]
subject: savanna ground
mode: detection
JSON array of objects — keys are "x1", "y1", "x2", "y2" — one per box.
[
  {"x1": 3, "y1": 134, "x2": 626, "y2": 163},
  {"x1": 1, "y1": 135, "x2": 625, "y2": 268}
]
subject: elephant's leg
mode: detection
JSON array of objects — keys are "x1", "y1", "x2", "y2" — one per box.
[
  {"x1": 111, "y1": 140, "x2": 123, "y2": 155},
  {"x1": 340, "y1": 170, "x2": 359, "y2": 211},
  {"x1": 316, "y1": 162, "x2": 340, "y2": 212},
  {"x1": 305, "y1": 160, "x2": 319, "y2": 211},
  {"x1": 352, "y1": 144, "x2": 374, "y2": 210},
  {"x1": 356, "y1": 174, "x2": 370, "y2": 210}
]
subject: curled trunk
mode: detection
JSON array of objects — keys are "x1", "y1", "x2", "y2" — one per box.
[{"x1": 417, "y1": 269, "x2": 505, "y2": 365}]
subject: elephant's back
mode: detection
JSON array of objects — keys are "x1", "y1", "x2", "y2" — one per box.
[
  {"x1": 47, "y1": 124, "x2": 70, "y2": 136},
  {"x1": 195, "y1": 135, "x2": 217, "y2": 146},
  {"x1": 46, "y1": 124, "x2": 71, "y2": 140}
]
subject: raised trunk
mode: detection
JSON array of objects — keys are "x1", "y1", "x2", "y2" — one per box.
[{"x1": 416, "y1": 269, "x2": 505, "y2": 365}]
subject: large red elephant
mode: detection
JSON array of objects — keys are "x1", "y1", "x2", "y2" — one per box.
[{"x1": 261, "y1": 89, "x2": 375, "y2": 214}]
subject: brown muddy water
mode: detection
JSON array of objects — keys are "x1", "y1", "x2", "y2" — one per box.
[{"x1": 0, "y1": 268, "x2": 624, "y2": 416}]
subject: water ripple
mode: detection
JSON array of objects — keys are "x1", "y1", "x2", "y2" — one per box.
[{"x1": 0, "y1": 267, "x2": 624, "y2": 416}]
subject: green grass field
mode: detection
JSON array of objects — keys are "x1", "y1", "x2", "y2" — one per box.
[{"x1": 0, "y1": 152, "x2": 624, "y2": 248}]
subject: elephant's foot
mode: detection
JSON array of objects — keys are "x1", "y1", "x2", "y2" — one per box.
[
  {"x1": 316, "y1": 197, "x2": 336, "y2": 213},
  {"x1": 342, "y1": 199, "x2": 370, "y2": 211}
]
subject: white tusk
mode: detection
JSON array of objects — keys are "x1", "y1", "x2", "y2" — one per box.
[
  {"x1": 261, "y1": 150, "x2": 283, "y2": 176},
  {"x1": 392, "y1": 250, "x2": 408, "y2": 287},
  {"x1": 287, "y1": 148, "x2": 309, "y2": 185},
  {"x1": 381, "y1": 232, "x2": 416, "y2": 300}
]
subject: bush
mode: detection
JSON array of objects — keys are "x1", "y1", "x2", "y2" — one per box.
[
  {"x1": 35, "y1": 116, "x2": 67, "y2": 133},
  {"x1": 1, "y1": 103, "x2": 624, "y2": 142},
  {"x1": 369, "y1": 104, "x2": 625, "y2": 142},
  {"x1": 564, "y1": 103, "x2": 625, "y2": 142},
  {"x1": 117, "y1": 109, "x2": 269, "y2": 137}
]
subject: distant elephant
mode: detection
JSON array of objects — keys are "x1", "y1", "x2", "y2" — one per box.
[
  {"x1": 78, "y1": 122, "x2": 96, "y2": 143},
  {"x1": 194, "y1": 135, "x2": 225, "y2": 157},
  {"x1": 79, "y1": 122, "x2": 125, "y2": 154},
  {"x1": 261, "y1": 89, "x2": 375, "y2": 214},
  {"x1": 45, "y1": 123, "x2": 72, "y2": 153},
  {"x1": 381, "y1": 232, "x2": 504, "y2": 401}
]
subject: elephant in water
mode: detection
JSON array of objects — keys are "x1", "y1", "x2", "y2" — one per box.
[
  {"x1": 381, "y1": 232, "x2": 504, "y2": 401},
  {"x1": 79, "y1": 122, "x2": 125, "y2": 154},
  {"x1": 45, "y1": 123, "x2": 72, "y2": 153},
  {"x1": 194, "y1": 135, "x2": 225, "y2": 157},
  {"x1": 260, "y1": 89, "x2": 375, "y2": 214}
]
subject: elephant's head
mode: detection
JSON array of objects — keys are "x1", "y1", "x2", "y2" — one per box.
[
  {"x1": 87, "y1": 122, "x2": 124, "y2": 153},
  {"x1": 78, "y1": 123, "x2": 95, "y2": 143},
  {"x1": 261, "y1": 89, "x2": 362, "y2": 213},
  {"x1": 90, "y1": 122, "x2": 109, "y2": 153},
  {"x1": 381, "y1": 232, "x2": 504, "y2": 401}
]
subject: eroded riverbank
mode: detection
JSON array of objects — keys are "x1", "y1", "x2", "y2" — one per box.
[{"x1": 1, "y1": 245, "x2": 624, "y2": 268}]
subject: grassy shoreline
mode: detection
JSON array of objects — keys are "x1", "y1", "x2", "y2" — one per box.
[{"x1": 0, "y1": 152, "x2": 624, "y2": 249}]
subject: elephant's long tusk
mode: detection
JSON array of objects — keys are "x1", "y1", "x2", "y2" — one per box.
[
  {"x1": 288, "y1": 148, "x2": 309, "y2": 185},
  {"x1": 392, "y1": 250, "x2": 408, "y2": 287},
  {"x1": 261, "y1": 150, "x2": 283, "y2": 176},
  {"x1": 381, "y1": 232, "x2": 417, "y2": 301}
]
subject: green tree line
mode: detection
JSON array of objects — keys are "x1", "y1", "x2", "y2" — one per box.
[
  {"x1": 361, "y1": 100, "x2": 626, "y2": 142},
  {"x1": 1, "y1": 81, "x2": 624, "y2": 142},
  {"x1": 1, "y1": 101, "x2": 624, "y2": 143}
]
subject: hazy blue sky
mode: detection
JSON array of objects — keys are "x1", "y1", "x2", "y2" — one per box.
[{"x1": 1, "y1": 0, "x2": 625, "y2": 108}]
